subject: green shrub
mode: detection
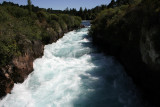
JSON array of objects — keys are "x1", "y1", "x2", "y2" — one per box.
[
  {"x1": 50, "y1": 20, "x2": 62, "y2": 33},
  {"x1": 48, "y1": 14, "x2": 59, "y2": 21},
  {"x1": 58, "y1": 19, "x2": 68, "y2": 31},
  {"x1": 60, "y1": 14, "x2": 74, "y2": 29},
  {"x1": 0, "y1": 35, "x2": 19, "y2": 66},
  {"x1": 37, "y1": 11, "x2": 48, "y2": 21},
  {"x1": 41, "y1": 28, "x2": 57, "y2": 44},
  {"x1": 0, "y1": 7, "x2": 11, "y2": 22},
  {"x1": 74, "y1": 16, "x2": 81, "y2": 27},
  {"x1": 6, "y1": 6, "x2": 29, "y2": 18}
]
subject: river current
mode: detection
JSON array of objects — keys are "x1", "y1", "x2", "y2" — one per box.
[{"x1": 0, "y1": 27, "x2": 147, "y2": 107}]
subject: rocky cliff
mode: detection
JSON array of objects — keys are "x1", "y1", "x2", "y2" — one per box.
[{"x1": 0, "y1": 39, "x2": 44, "y2": 98}]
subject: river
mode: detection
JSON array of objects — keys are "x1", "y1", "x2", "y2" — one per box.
[{"x1": 0, "y1": 27, "x2": 147, "y2": 107}]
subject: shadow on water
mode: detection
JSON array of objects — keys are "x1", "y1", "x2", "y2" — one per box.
[{"x1": 71, "y1": 31, "x2": 149, "y2": 107}]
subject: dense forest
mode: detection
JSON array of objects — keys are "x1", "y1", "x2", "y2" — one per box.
[{"x1": 90, "y1": 0, "x2": 160, "y2": 106}]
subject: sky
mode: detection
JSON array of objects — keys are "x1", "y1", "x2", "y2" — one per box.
[{"x1": 0, "y1": 0, "x2": 111, "y2": 10}]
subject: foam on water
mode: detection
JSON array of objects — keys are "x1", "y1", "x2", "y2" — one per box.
[{"x1": 0, "y1": 27, "x2": 147, "y2": 107}]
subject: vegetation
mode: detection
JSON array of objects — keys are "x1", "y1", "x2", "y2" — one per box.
[
  {"x1": 1, "y1": 1, "x2": 108, "y2": 20},
  {"x1": 28, "y1": 0, "x2": 32, "y2": 15},
  {"x1": 0, "y1": 2, "x2": 81, "y2": 67},
  {"x1": 90, "y1": 0, "x2": 160, "y2": 49},
  {"x1": 63, "y1": 5, "x2": 108, "y2": 20}
]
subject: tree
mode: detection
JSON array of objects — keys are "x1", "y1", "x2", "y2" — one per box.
[
  {"x1": 28, "y1": 0, "x2": 32, "y2": 15},
  {"x1": 79, "y1": 7, "x2": 83, "y2": 16},
  {"x1": 65, "y1": 7, "x2": 69, "y2": 14},
  {"x1": 84, "y1": 8, "x2": 88, "y2": 14},
  {"x1": 116, "y1": 0, "x2": 133, "y2": 6},
  {"x1": 108, "y1": 0, "x2": 116, "y2": 8}
]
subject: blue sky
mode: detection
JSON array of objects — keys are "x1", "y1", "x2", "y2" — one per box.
[{"x1": 0, "y1": 0, "x2": 111, "y2": 10}]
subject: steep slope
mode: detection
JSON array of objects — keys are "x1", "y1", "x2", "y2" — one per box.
[{"x1": 90, "y1": 0, "x2": 160, "y2": 106}]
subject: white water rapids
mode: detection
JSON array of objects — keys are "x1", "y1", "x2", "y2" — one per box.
[{"x1": 0, "y1": 27, "x2": 147, "y2": 107}]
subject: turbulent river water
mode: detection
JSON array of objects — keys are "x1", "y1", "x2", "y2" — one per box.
[{"x1": 0, "y1": 27, "x2": 147, "y2": 107}]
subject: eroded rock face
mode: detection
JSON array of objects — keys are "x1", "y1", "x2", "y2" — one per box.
[
  {"x1": 140, "y1": 27, "x2": 160, "y2": 71},
  {"x1": 0, "y1": 76, "x2": 14, "y2": 98},
  {"x1": 12, "y1": 55, "x2": 34, "y2": 83},
  {"x1": 0, "y1": 40, "x2": 44, "y2": 98},
  {"x1": 0, "y1": 65, "x2": 14, "y2": 98}
]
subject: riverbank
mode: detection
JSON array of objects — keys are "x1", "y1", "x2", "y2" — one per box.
[
  {"x1": 89, "y1": 0, "x2": 160, "y2": 106},
  {"x1": 0, "y1": 2, "x2": 82, "y2": 99}
]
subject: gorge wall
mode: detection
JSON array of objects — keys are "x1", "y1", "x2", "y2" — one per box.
[{"x1": 90, "y1": 0, "x2": 160, "y2": 106}]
